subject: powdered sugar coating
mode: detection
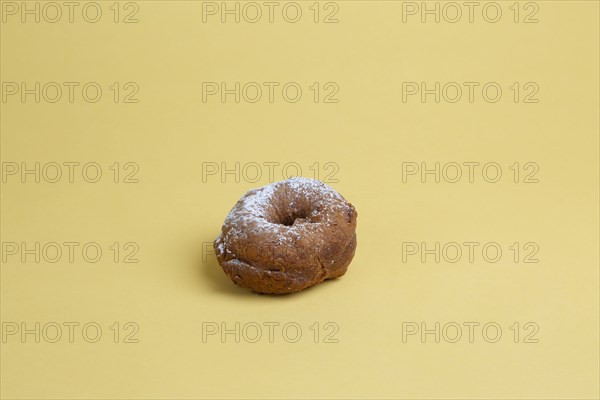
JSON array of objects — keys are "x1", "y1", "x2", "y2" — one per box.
[{"x1": 225, "y1": 177, "x2": 343, "y2": 226}]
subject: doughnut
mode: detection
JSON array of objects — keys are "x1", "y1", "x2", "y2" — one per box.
[{"x1": 214, "y1": 177, "x2": 357, "y2": 294}]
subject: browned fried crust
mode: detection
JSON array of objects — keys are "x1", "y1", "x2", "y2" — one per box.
[{"x1": 214, "y1": 178, "x2": 357, "y2": 294}]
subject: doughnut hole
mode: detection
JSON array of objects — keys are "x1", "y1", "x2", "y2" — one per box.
[
  {"x1": 280, "y1": 211, "x2": 309, "y2": 226},
  {"x1": 269, "y1": 190, "x2": 317, "y2": 227}
]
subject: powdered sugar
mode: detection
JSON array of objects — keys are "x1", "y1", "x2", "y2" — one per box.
[
  {"x1": 226, "y1": 177, "x2": 342, "y2": 223},
  {"x1": 217, "y1": 177, "x2": 347, "y2": 252},
  {"x1": 235, "y1": 181, "x2": 277, "y2": 217}
]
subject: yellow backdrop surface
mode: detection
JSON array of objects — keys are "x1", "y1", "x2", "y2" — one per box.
[{"x1": 1, "y1": 1, "x2": 598, "y2": 399}]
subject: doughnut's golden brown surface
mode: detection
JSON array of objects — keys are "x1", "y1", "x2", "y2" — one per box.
[{"x1": 214, "y1": 177, "x2": 357, "y2": 294}]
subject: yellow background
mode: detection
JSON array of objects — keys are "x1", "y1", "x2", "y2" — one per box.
[{"x1": 1, "y1": 1, "x2": 599, "y2": 399}]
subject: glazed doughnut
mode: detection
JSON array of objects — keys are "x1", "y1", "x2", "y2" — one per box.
[{"x1": 214, "y1": 177, "x2": 357, "y2": 294}]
